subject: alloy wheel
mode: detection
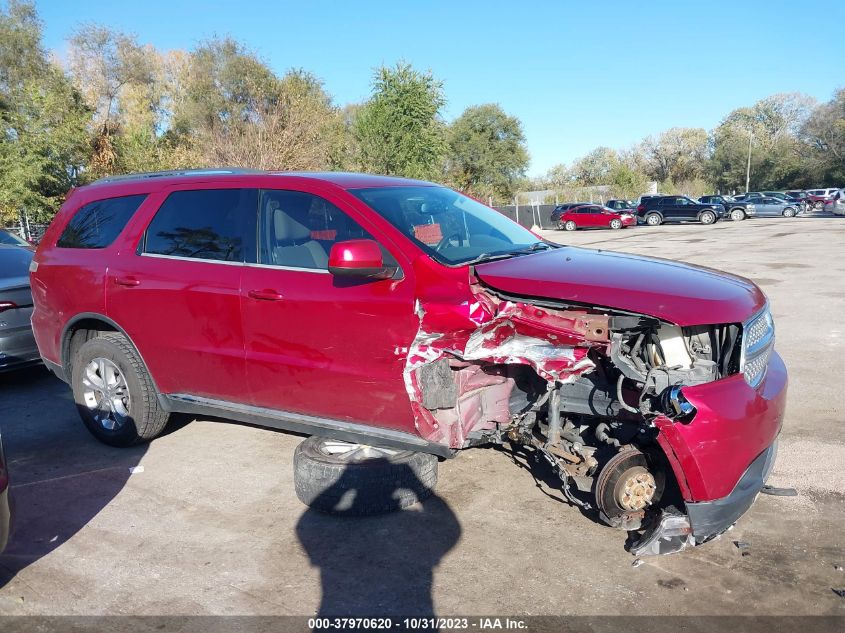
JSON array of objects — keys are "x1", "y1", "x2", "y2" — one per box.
[{"x1": 81, "y1": 358, "x2": 131, "y2": 430}]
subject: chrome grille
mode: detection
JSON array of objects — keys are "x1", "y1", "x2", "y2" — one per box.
[{"x1": 742, "y1": 308, "x2": 775, "y2": 388}]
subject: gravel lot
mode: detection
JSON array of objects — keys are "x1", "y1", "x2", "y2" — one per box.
[{"x1": 0, "y1": 215, "x2": 843, "y2": 616}]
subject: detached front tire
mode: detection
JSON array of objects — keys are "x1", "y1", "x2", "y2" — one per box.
[
  {"x1": 71, "y1": 332, "x2": 169, "y2": 447},
  {"x1": 293, "y1": 436, "x2": 438, "y2": 516}
]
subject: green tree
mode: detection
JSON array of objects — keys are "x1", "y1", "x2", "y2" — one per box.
[
  {"x1": 639, "y1": 127, "x2": 709, "y2": 184},
  {"x1": 445, "y1": 103, "x2": 528, "y2": 200},
  {"x1": 570, "y1": 146, "x2": 618, "y2": 185},
  {"x1": 352, "y1": 62, "x2": 446, "y2": 180},
  {"x1": 0, "y1": 1, "x2": 90, "y2": 225},
  {"x1": 707, "y1": 93, "x2": 814, "y2": 192},
  {"x1": 801, "y1": 89, "x2": 845, "y2": 185}
]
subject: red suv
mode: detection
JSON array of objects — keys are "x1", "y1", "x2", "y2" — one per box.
[
  {"x1": 557, "y1": 204, "x2": 636, "y2": 231},
  {"x1": 30, "y1": 170, "x2": 786, "y2": 556}
]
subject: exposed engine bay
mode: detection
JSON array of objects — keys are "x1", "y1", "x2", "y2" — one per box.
[{"x1": 404, "y1": 281, "x2": 744, "y2": 555}]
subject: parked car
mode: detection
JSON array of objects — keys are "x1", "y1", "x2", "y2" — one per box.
[
  {"x1": 748, "y1": 197, "x2": 801, "y2": 218},
  {"x1": 699, "y1": 195, "x2": 756, "y2": 221},
  {"x1": 557, "y1": 204, "x2": 636, "y2": 231},
  {"x1": 550, "y1": 202, "x2": 590, "y2": 226},
  {"x1": 0, "y1": 429, "x2": 9, "y2": 554},
  {"x1": 636, "y1": 195, "x2": 725, "y2": 226},
  {"x1": 0, "y1": 245, "x2": 40, "y2": 372},
  {"x1": 831, "y1": 189, "x2": 845, "y2": 216},
  {"x1": 737, "y1": 191, "x2": 806, "y2": 212},
  {"x1": 805, "y1": 188, "x2": 840, "y2": 209},
  {"x1": 605, "y1": 199, "x2": 636, "y2": 212},
  {"x1": 0, "y1": 229, "x2": 33, "y2": 250},
  {"x1": 31, "y1": 169, "x2": 786, "y2": 556}
]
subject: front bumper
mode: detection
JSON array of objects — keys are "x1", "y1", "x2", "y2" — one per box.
[
  {"x1": 654, "y1": 350, "x2": 786, "y2": 541},
  {"x1": 686, "y1": 439, "x2": 777, "y2": 540}
]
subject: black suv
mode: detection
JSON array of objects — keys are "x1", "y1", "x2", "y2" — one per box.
[
  {"x1": 636, "y1": 195, "x2": 724, "y2": 226},
  {"x1": 699, "y1": 195, "x2": 755, "y2": 221}
]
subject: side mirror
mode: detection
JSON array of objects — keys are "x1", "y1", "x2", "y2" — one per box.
[{"x1": 328, "y1": 239, "x2": 396, "y2": 279}]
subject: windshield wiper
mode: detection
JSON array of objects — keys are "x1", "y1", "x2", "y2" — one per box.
[{"x1": 461, "y1": 241, "x2": 553, "y2": 266}]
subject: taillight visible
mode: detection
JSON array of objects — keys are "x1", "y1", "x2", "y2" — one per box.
[
  {"x1": 0, "y1": 301, "x2": 17, "y2": 314},
  {"x1": 636, "y1": 204, "x2": 645, "y2": 212}
]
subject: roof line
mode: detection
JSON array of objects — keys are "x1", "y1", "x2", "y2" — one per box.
[{"x1": 90, "y1": 168, "x2": 265, "y2": 186}]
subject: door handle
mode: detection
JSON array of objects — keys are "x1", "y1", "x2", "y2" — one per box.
[
  {"x1": 248, "y1": 289, "x2": 285, "y2": 301},
  {"x1": 114, "y1": 276, "x2": 141, "y2": 287}
]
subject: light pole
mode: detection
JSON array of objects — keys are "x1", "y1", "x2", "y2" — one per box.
[{"x1": 745, "y1": 130, "x2": 753, "y2": 193}]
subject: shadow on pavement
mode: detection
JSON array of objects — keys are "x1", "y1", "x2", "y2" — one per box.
[
  {"x1": 0, "y1": 366, "x2": 147, "y2": 588},
  {"x1": 296, "y1": 462, "x2": 461, "y2": 618}
]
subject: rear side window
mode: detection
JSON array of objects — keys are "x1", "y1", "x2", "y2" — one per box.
[
  {"x1": 57, "y1": 194, "x2": 147, "y2": 249},
  {"x1": 143, "y1": 189, "x2": 258, "y2": 263}
]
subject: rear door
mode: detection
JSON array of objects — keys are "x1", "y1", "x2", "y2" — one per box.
[
  {"x1": 659, "y1": 197, "x2": 681, "y2": 220},
  {"x1": 240, "y1": 186, "x2": 419, "y2": 432},
  {"x1": 107, "y1": 185, "x2": 257, "y2": 402},
  {"x1": 580, "y1": 205, "x2": 604, "y2": 227}
]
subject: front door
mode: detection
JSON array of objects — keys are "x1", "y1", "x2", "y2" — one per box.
[
  {"x1": 107, "y1": 186, "x2": 257, "y2": 402},
  {"x1": 240, "y1": 187, "x2": 419, "y2": 434}
]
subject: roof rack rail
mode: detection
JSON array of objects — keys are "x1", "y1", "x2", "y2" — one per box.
[{"x1": 90, "y1": 168, "x2": 264, "y2": 186}]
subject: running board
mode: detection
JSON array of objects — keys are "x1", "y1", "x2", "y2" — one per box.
[{"x1": 161, "y1": 393, "x2": 454, "y2": 459}]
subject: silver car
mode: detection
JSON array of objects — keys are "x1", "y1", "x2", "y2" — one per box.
[
  {"x1": 750, "y1": 196, "x2": 800, "y2": 218},
  {"x1": 0, "y1": 245, "x2": 40, "y2": 372}
]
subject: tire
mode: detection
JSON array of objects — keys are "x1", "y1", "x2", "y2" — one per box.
[
  {"x1": 564, "y1": 220, "x2": 577, "y2": 231},
  {"x1": 783, "y1": 207, "x2": 796, "y2": 218},
  {"x1": 814, "y1": 201, "x2": 823, "y2": 210},
  {"x1": 699, "y1": 210, "x2": 716, "y2": 225},
  {"x1": 645, "y1": 213, "x2": 661, "y2": 226},
  {"x1": 730, "y1": 208, "x2": 746, "y2": 221},
  {"x1": 71, "y1": 332, "x2": 169, "y2": 447},
  {"x1": 293, "y1": 436, "x2": 438, "y2": 516},
  {"x1": 609, "y1": 218, "x2": 623, "y2": 230}
]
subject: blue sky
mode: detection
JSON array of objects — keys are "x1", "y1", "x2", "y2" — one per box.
[{"x1": 37, "y1": 0, "x2": 844, "y2": 176}]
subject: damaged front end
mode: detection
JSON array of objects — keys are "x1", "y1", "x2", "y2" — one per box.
[{"x1": 404, "y1": 277, "x2": 764, "y2": 556}]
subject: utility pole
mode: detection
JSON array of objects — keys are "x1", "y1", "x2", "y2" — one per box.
[{"x1": 745, "y1": 130, "x2": 753, "y2": 193}]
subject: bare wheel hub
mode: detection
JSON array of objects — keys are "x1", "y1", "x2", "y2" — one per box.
[{"x1": 616, "y1": 466, "x2": 657, "y2": 511}]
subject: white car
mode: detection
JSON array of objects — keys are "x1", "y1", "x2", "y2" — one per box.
[{"x1": 832, "y1": 189, "x2": 845, "y2": 216}]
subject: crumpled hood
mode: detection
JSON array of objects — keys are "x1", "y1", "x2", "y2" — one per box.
[{"x1": 474, "y1": 246, "x2": 766, "y2": 326}]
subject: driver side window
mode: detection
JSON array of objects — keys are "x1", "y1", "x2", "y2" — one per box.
[{"x1": 258, "y1": 190, "x2": 395, "y2": 270}]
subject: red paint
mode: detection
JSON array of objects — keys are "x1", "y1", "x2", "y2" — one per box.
[
  {"x1": 31, "y1": 171, "x2": 786, "y2": 505},
  {"x1": 327, "y1": 239, "x2": 383, "y2": 269},
  {"x1": 558, "y1": 205, "x2": 637, "y2": 229},
  {"x1": 654, "y1": 351, "x2": 787, "y2": 501},
  {"x1": 475, "y1": 247, "x2": 766, "y2": 326}
]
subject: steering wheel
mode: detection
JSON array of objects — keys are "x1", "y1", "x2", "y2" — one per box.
[{"x1": 434, "y1": 231, "x2": 462, "y2": 252}]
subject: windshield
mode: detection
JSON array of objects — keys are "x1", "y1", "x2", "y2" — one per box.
[{"x1": 350, "y1": 186, "x2": 546, "y2": 265}]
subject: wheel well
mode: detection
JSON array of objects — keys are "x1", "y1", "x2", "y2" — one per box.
[{"x1": 62, "y1": 318, "x2": 119, "y2": 377}]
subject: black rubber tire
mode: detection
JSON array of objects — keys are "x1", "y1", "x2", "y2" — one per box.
[
  {"x1": 293, "y1": 436, "x2": 438, "y2": 516},
  {"x1": 645, "y1": 213, "x2": 661, "y2": 226},
  {"x1": 609, "y1": 218, "x2": 622, "y2": 229},
  {"x1": 730, "y1": 208, "x2": 746, "y2": 221},
  {"x1": 71, "y1": 332, "x2": 169, "y2": 447},
  {"x1": 699, "y1": 210, "x2": 716, "y2": 225},
  {"x1": 783, "y1": 207, "x2": 796, "y2": 218},
  {"x1": 564, "y1": 220, "x2": 577, "y2": 231},
  {"x1": 814, "y1": 201, "x2": 823, "y2": 210}
]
